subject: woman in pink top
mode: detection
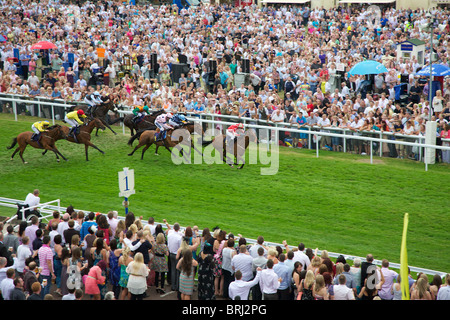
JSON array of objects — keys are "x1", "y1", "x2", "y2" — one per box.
[{"x1": 84, "y1": 260, "x2": 106, "y2": 300}]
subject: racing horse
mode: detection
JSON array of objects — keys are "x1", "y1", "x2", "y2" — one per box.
[
  {"x1": 127, "y1": 127, "x2": 191, "y2": 161},
  {"x1": 201, "y1": 129, "x2": 258, "y2": 169},
  {"x1": 7, "y1": 125, "x2": 68, "y2": 164},
  {"x1": 42, "y1": 118, "x2": 106, "y2": 161},
  {"x1": 123, "y1": 109, "x2": 163, "y2": 136},
  {"x1": 127, "y1": 121, "x2": 204, "y2": 159},
  {"x1": 78, "y1": 94, "x2": 123, "y2": 136}
]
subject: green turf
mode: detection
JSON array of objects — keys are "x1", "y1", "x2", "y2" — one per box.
[{"x1": 0, "y1": 113, "x2": 449, "y2": 274}]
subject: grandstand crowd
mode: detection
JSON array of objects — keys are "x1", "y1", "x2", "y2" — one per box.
[
  {"x1": 0, "y1": 207, "x2": 449, "y2": 301},
  {"x1": 0, "y1": 1, "x2": 449, "y2": 162}
]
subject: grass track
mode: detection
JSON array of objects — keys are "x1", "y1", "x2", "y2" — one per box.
[{"x1": 0, "y1": 113, "x2": 449, "y2": 273}]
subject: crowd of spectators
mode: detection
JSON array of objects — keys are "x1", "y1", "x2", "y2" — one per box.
[
  {"x1": 0, "y1": 208, "x2": 449, "y2": 301},
  {"x1": 0, "y1": 1, "x2": 449, "y2": 162}
]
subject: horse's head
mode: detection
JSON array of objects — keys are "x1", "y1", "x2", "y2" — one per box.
[
  {"x1": 49, "y1": 124, "x2": 68, "y2": 140},
  {"x1": 93, "y1": 118, "x2": 106, "y2": 131}
]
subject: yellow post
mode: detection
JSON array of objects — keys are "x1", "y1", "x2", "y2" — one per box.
[{"x1": 400, "y1": 212, "x2": 410, "y2": 300}]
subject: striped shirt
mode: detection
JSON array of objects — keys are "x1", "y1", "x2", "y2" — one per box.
[{"x1": 38, "y1": 244, "x2": 53, "y2": 276}]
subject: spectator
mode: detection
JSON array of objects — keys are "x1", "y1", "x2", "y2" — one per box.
[
  {"x1": 3, "y1": 225, "x2": 19, "y2": 254},
  {"x1": 0, "y1": 232, "x2": 14, "y2": 267},
  {"x1": 126, "y1": 252, "x2": 149, "y2": 300},
  {"x1": 259, "y1": 259, "x2": 280, "y2": 300},
  {"x1": 0, "y1": 268, "x2": 15, "y2": 300},
  {"x1": 23, "y1": 261, "x2": 40, "y2": 295},
  {"x1": 62, "y1": 219, "x2": 79, "y2": 246},
  {"x1": 151, "y1": 233, "x2": 169, "y2": 295},
  {"x1": 10, "y1": 277, "x2": 26, "y2": 300},
  {"x1": 166, "y1": 221, "x2": 183, "y2": 292},
  {"x1": 57, "y1": 213, "x2": 71, "y2": 245},
  {"x1": 378, "y1": 259, "x2": 399, "y2": 300},
  {"x1": 228, "y1": 268, "x2": 262, "y2": 301},
  {"x1": 411, "y1": 277, "x2": 432, "y2": 300},
  {"x1": 15, "y1": 236, "x2": 34, "y2": 276},
  {"x1": 38, "y1": 235, "x2": 56, "y2": 298},
  {"x1": 437, "y1": 274, "x2": 450, "y2": 300},
  {"x1": 331, "y1": 274, "x2": 355, "y2": 300},
  {"x1": 231, "y1": 245, "x2": 254, "y2": 283},
  {"x1": 176, "y1": 249, "x2": 198, "y2": 301},
  {"x1": 84, "y1": 259, "x2": 107, "y2": 300},
  {"x1": 358, "y1": 267, "x2": 385, "y2": 300},
  {"x1": 27, "y1": 282, "x2": 42, "y2": 300},
  {"x1": 273, "y1": 253, "x2": 291, "y2": 300},
  {"x1": 196, "y1": 247, "x2": 215, "y2": 300},
  {"x1": 24, "y1": 216, "x2": 40, "y2": 250},
  {"x1": 118, "y1": 247, "x2": 133, "y2": 301},
  {"x1": 251, "y1": 246, "x2": 268, "y2": 301},
  {"x1": 62, "y1": 287, "x2": 77, "y2": 301}
]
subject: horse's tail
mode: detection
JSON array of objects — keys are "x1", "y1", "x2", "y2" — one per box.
[
  {"x1": 6, "y1": 137, "x2": 17, "y2": 150},
  {"x1": 128, "y1": 129, "x2": 146, "y2": 146}
]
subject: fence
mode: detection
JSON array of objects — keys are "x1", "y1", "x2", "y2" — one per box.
[
  {"x1": 116, "y1": 108, "x2": 450, "y2": 171},
  {"x1": 0, "y1": 196, "x2": 445, "y2": 278},
  {"x1": 1, "y1": 93, "x2": 449, "y2": 170}
]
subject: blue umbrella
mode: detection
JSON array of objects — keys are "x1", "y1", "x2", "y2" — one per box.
[
  {"x1": 416, "y1": 64, "x2": 450, "y2": 77},
  {"x1": 349, "y1": 60, "x2": 388, "y2": 76},
  {"x1": 0, "y1": 35, "x2": 6, "y2": 42}
]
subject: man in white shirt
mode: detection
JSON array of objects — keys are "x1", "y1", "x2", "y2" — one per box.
[
  {"x1": 24, "y1": 189, "x2": 40, "y2": 212},
  {"x1": 332, "y1": 275, "x2": 355, "y2": 300},
  {"x1": 259, "y1": 259, "x2": 281, "y2": 300},
  {"x1": 56, "y1": 213, "x2": 70, "y2": 245},
  {"x1": 166, "y1": 222, "x2": 183, "y2": 291},
  {"x1": 27, "y1": 72, "x2": 40, "y2": 88},
  {"x1": 0, "y1": 268, "x2": 15, "y2": 300},
  {"x1": 231, "y1": 245, "x2": 254, "y2": 282},
  {"x1": 104, "y1": 63, "x2": 116, "y2": 88},
  {"x1": 229, "y1": 268, "x2": 261, "y2": 300},
  {"x1": 290, "y1": 242, "x2": 310, "y2": 271}
]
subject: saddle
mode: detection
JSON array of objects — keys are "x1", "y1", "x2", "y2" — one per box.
[
  {"x1": 31, "y1": 133, "x2": 43, "y2": 148},
  {"x1": 155, "y1": 130, "x2": 167, "y2": 142},
  {"x1": 69, "y1": 126, "x2": 80, "y2": 142}
]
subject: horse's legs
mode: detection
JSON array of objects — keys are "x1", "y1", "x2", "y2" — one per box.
[
  {"x1": 222, "y1": 148, "x2": 234, "y2": 168},
  {"x1": 128, "y1": 143, "x2": 142, "y2": 156},
  {"x1": 155, "y1": 145, "x2": 160, "y2": 155},
  {"x1": 84, "y1": 141, "x2": 105, "y2": 161},
  {"x1": 101, "y1": 119, "x2": 117, "y2": 135},
  {"x1": 52, "y1": 147, "x2": 67, "y2": 162},
  {"x1": 141, "y1": 143, "x2": 152, "y2": 160},
  {"x1": 10, "y1": 147, "x2": 20, "y2": 161},
  {"x1": 18, "y1": 147, "x2": 27, "y2": 164}
]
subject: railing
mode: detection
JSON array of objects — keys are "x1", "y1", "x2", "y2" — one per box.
[
  {"x1": 0, "y1": 196, "x2": 445, "y2": 278},
  {"x1": 1, "y1": 197, "x2": 61, "y2": 224},
  {"x1": 117, "y1": 108, "x2": 450, "y2": 171},
  {"x1": 1, "y1": 93, "x2": 449, "y2": 171},
  {"x1": 0, "y1": 93, "x2": 87, "y2": 124}
]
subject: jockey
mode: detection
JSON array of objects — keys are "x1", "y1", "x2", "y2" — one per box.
[
  {"x1": 132, "y1": 105, "x2": 150, "y2": 124},
  {"x1": 31, "y1": 121, "x2": 50, "y2": 141},
  {"x1": 84, "y1": 91, "x2": 103, "y2": 115},
  {"x1": 154, "y1": 112, "x2": 174, "y2": 141},
  {"x1": 168, "y1": 113, "x2": 188, "y2": 128},
  {"x1": 226, "y1": 123, "x2": 245, "y2": 142},
  {"x1": 65, "y1": 109, "x2": 87, "y2": 136}
]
